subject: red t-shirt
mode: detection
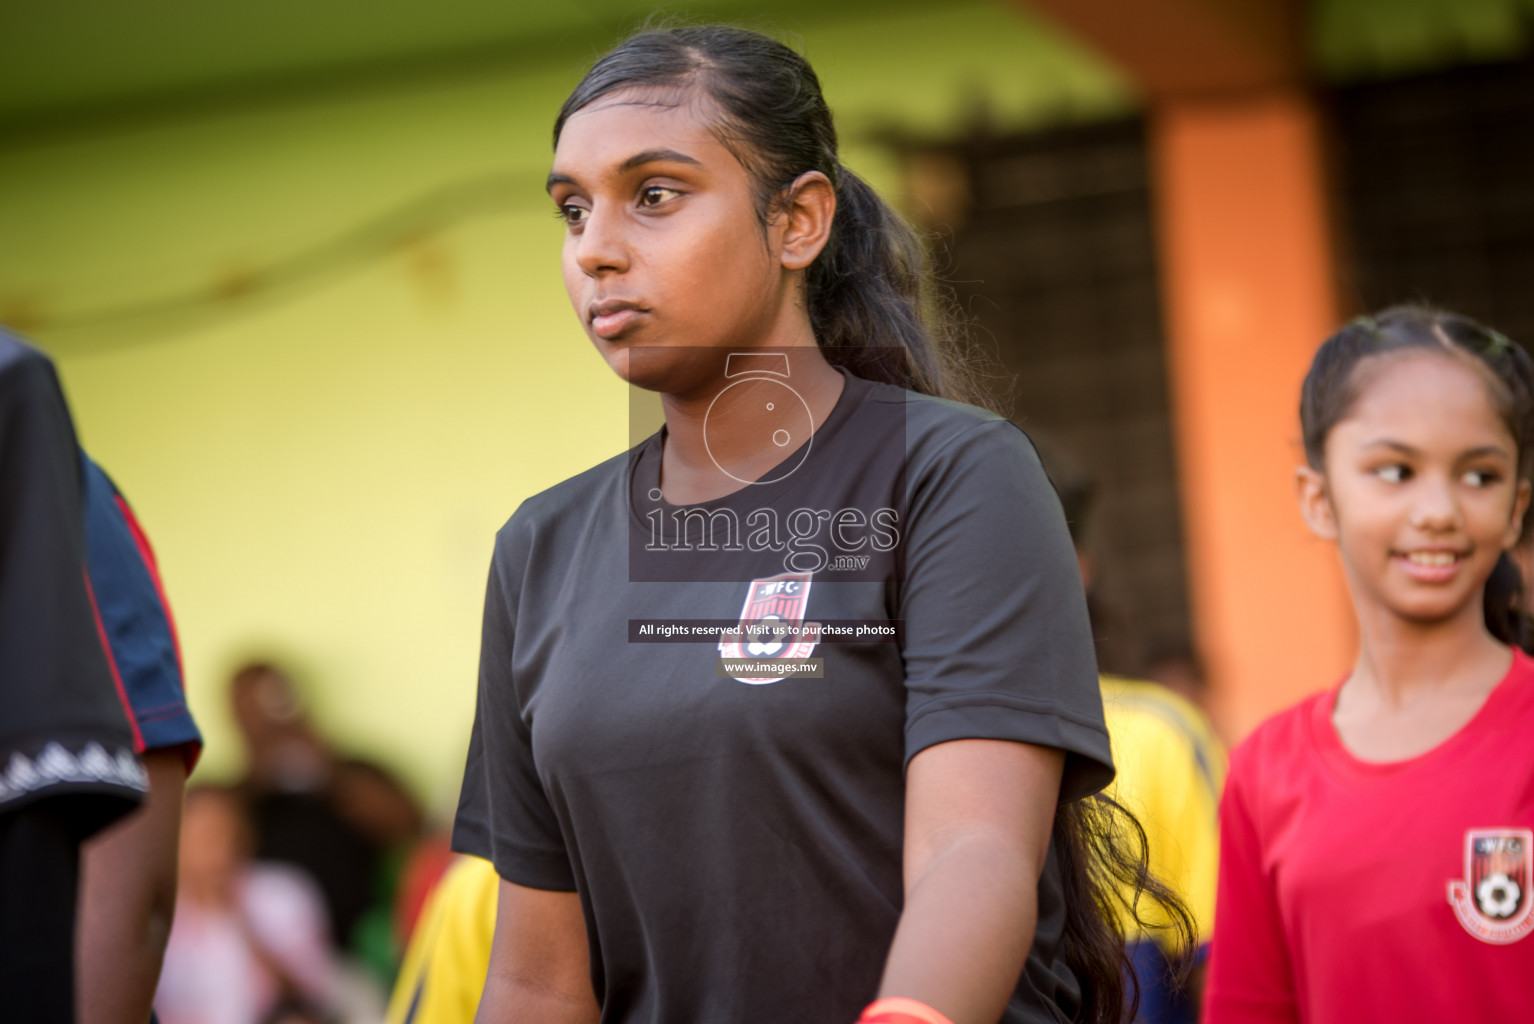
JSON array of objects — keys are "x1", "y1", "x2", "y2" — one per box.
[{"x1": 1207, "y1": 649, "x2": 1534, "y2": 1023}]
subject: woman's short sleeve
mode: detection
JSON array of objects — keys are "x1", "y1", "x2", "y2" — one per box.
[
  {"x1": 898, "y1": 418, "x2": 1113, "y2": 800},
  {"x1": 451, "y1": 523, "x2": 577, "y2": 891}
]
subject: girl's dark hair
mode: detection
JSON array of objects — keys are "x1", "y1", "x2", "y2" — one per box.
[
  {"x1": 554, "y1": 25, "x2": 987, "y2": 406},
  {"x1": 559, "y1": 26, "x2": 1198, "y2": 1022},
  {"x1": 1300, "y1": 305, "x2": 1534, "y2": 648}
]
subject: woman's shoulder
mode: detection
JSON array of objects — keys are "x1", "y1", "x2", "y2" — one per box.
[
  {"x1": 856, "y1": 378, "x2": 1039, "y2": 474},
  {"x1": 869, "y1": 379, "x2": 1007, "y2": 433}
]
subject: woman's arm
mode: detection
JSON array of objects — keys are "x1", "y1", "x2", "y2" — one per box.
[
  {"x1": 877, "y1": 738, "x2": 1065, "y2": 1024},
  {"x1": 475, "y1": 878, "x2": 600, "y2": 1024},
  {"x1": 76, "y1": 746, "x2": 188, "y2": 1024}
]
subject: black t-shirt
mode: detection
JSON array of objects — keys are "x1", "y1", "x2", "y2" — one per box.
[
  {"x1": 0, "y1": 331, "x2": 144, "y2": 837},
  {"x1": 454, "y1": 371, "x2": 1113, "y2": 1024}
]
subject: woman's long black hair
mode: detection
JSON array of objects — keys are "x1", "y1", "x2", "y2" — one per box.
[
  {"x1": 1301, "y1": 305, "x2": 1534, "y2": 650},
  {"x1": 556, "y1": 25, "x2": 1197, "y2": 1022}
]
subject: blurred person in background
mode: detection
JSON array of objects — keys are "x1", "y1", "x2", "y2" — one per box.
[
  {"x1": 77, "y1": 452, "x2": 205, "y2": 1024},
  {"x1": 1143, "y1": 647, "x2": 1212, "y2": 717},
  {"x1": 230, "y1": 662, "x2": 423, "y2": 980},
  {"x1": 382, "y1": 742, "x2": 489, "y2": 1023},
  {"x1": 0, "y1": 329, "x2": 146, "y2": 1021},
  {"x1": 155, "y1": 785, "x2": 340, "y2": 1024},
  {"x1": 390, "y1": 823, "x2": 457, "y2": 959},
  {"x1": 384, "y1": 854, "x2": 498, "y2": 1024},
  {"x1": 1039, "y1": 439, "x2": 1226, "y2": 1023},
  {"x1": 387, "y1": 767, "x2": 477, "y2": 987}
]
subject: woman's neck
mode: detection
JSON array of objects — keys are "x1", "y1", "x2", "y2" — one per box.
[{"x1": 657, "y1": 344, "x2": 846, "y2": 505}]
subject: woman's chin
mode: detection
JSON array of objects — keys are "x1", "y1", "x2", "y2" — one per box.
[{"x1": 599, "y1": 344, "x2": 726, "y2": 395}]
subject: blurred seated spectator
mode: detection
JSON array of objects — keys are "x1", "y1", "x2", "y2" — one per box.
[
  {"x1": 155, "y1": 785, "x2": 339, "y2": 1024},
  {"x1": 1099, "y1": 675, "x2": 1225, "y2": 1021},
  {"x1": 385, "y1": 855, "x2": 498, "y2": 1024},
  {"x1": 393, "y1": 831, "x2": 455, "y2": 953},
  {"x1": 1145, "y1": 645, "x2": 1213, "y2": 715},
  {"x1": 1038, "y1": 437, "x2": 1226, "y2": 1022},
  {"x1": 230, "y1": 662, "x2": 422, "y2": 977}
]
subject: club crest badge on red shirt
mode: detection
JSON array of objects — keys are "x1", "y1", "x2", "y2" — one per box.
[
  {"x1": 717, "y1": 572, "x2": 821, "y2": 684},
  {"x1": 1448, "y1": 828, "x2": 1534, "y2": 944}
]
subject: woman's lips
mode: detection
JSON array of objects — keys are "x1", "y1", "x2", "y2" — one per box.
[{"x1": 590, "y1": 302, "x2": 645, "y2": 340}]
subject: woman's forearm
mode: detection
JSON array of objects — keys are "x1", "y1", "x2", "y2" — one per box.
[
  {"x1": 475, "y1": 975, "x2": 600, "y2": 1024},
  {"x1": 76, "y1": 748, "x2": 187, "y2": 1024},
  {"x1": 883, "y1": 739, "x2": 1064, "y2": 1024},
  {"x1": 475, "y1": 879, "x2": 598, "y2": 1024},
  {"x1": 878, "y1": 827, "x2": 1040, "y2": 1024}
]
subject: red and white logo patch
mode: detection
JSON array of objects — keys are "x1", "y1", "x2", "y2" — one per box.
[
  {"x1": 717, "y1": 572, "x2": 821, "y2": 684},
  {"x1": 1447, "y1": 828, "x2": 1534, "y2": 944}
]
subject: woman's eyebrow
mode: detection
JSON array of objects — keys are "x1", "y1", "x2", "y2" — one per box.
[
  {"x1": 546, "y1": 150, "x2": 702, "y2": 195},
  {"x1": 618, "y1": 148, "x2": 701, "y2": 173}
]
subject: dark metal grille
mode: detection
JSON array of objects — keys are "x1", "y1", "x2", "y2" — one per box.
[
  {"x1": 1332, "y1": 55, "x2": 1534, "y2": 345},
  {"x1": 925, "y1": 119, "x2": 1190, "y2": 675}
]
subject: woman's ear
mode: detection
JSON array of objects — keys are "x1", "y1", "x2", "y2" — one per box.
[
  {"x1": 777, "y1": 171, "x2": 835, "y2": 271},
  {"x1": 1503, "y1": 479, "x2": 1533, "y2": 550},
  {"x1": 1296, "y1": 465, "x2": 1338, "y2": 541}
]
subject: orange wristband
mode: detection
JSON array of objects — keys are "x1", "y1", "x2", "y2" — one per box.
[{"x1": 857, "y1": 997, "x2": 957, "y2": 1024}]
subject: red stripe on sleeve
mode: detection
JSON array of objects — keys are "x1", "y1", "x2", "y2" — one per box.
[
  {"x1": 113, "y1": 494, "x2": 186, "y2": 684},
  {"x1": 113, "y1": 493, "x2": 199, "y2": 770},
  {"x1": 83, "y1": 569, "x2": 145, "y2": 754}
]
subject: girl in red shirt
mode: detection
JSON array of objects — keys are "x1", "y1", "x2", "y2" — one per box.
[{"x1": 1206, "y1": 306, "x2": 1534, "y2": 1022}]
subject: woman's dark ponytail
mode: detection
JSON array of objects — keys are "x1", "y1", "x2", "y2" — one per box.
[
  {"x1": 1055, "y1": 794, "x2": 1198, "y2": 1024},
  {"x1": 553, "y1": 25, "x2": 987, "y2": 407},
  {"x1": 807, "y1": 168, "x2": 951, "y2": 396}
]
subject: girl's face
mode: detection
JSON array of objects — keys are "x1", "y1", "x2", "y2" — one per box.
[
  {"x1": 1299, "y1": 350, "x2": 1532, "y2": 630},
  {"x1": 548, "y1": 88, "x2": 808, "y2": 393}
]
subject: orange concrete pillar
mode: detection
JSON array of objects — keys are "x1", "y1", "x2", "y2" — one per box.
[
  {"x1": 1148, "y1": 93, "x2": 1354, "y2": 740},
  {"x1": 1020, "y1": 0, "x2": 1356, "y2": 739}
]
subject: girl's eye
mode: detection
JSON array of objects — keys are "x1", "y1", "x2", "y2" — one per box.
[
  {"x1": 556, "y1": 204, "x2": 589, "y2": 226},
  {"x1": 638, "y1": 186, "x2": 682, "y2": 208},
  {"x1": 1463, "y1": 469, "x2": 1501, "y2": 487},
  {"x1": 1374, "y1": 464, "x2": 1409, "y2": 483}
]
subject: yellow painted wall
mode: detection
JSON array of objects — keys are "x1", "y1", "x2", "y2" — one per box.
[{"x1": 0, "y1": 2, "x2": 1128, "y2": 803}]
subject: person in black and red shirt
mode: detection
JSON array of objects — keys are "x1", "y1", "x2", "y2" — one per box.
[
  {"x1": 0, "y1": 329, "x2": 145, "y2": 1022},
  {"x1": 77, "y1": 452, "x2": 205, "y2": 1024}
]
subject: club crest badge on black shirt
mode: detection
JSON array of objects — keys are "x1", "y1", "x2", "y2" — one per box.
[{"x1": 717, "y1": 572, "x2": 822, "y2": 684}]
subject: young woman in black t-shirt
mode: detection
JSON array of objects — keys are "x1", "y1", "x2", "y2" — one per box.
[{"x1": 456, "y1": 26, "x2": 1190, "y2": 1024}]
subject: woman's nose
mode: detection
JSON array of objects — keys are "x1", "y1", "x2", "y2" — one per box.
[{"x1": 573, "y1": 206, "x2": 629, "y2": 277}]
